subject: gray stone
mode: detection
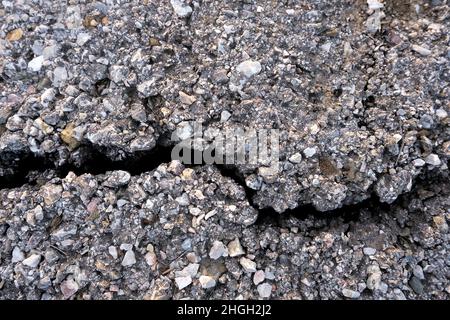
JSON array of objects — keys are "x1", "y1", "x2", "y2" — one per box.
[
  {"x1": 176, "y1": 263, "x2": 199, "y2": 278},
  {"x1": 137, "y1": 79, "x2": 158, "y2": 97},
  {"x1": 366, "y1": 10, "x2": 384, "y2": 33},
  {"x1": 240, "y1": 257, "x2": 257, "y2": 273},
  {"x1": 413, "y1": 159, "x2": 426, "y2": 167},
  {"x1": 209, "y1": 241, "x2": 228, "y2": 260},
  {"x1": 109, "y1": 65, "x2": 129, "y2": 83},
  {"x1": 436, "y1": 109, "x2": 448, "y2": 119},
  {"x1": 119, "y1": 244, "x2": 132, "y2": 252},
  {"x1": 420, "y1": 114, "x2": 434, "y2": 129},
  {"x1": 108, "y1": 246, "x2": 118, "y2": 259},
  {"x1": 393, "y1": 288, "x2": 407, "y2": 300},
  {"x1": 409, "y1": 276, "x2": 424, "y2": 295},
  {"x1": 367, "y1": 272, "x2": 382, "y2": 291},
  {"x1": 179, "y1": 91, "x2": 196, "y2": 105},
  {"x1": 413, "y1": 265, "x2": 425, "y2": 280},
  {"x1": 60, "y1": 278, "x2": 79, "y2": 299},
  {"x1": 220, "y1": 110, "x2": 232, "y2": 122},
  {"x1": 104, "y1": 171, "x2": 131, "y2": 188},
  {"x1": 367, "y1": 0, "x2": 384, "y2": 10}
]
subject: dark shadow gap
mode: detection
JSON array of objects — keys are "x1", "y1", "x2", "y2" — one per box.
[
  {"x1": 0, "y1": 140, "x2": 173, "y2": 189},
  {"x1": 0, "y1": 139, "x2": 444, "y2": 229}
]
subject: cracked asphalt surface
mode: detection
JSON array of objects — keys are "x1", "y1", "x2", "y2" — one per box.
[{"x1": 0, "y1": 0, "x2": 449, "y2": 299}]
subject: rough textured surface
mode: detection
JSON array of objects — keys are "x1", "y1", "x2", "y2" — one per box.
[
  {"x1": 0, "y1": 0, "x2": 449, "y2": 300},
  {"x1": 0, "y1": 165, "x2": 448, "y2": 299}
]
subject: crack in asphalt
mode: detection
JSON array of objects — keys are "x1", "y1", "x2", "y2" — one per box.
[{"x1": 0, "y1": 136, "x2": 412, "y2": 226}]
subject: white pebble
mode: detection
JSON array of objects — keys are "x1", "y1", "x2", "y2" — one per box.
[
  {"x1": 220, "y1": 110, "x2": 232, "y2": 122},
  {"x1": 53, "y1": 66, "x2": 68, "y2": 86},
  {"x1": 236, "y1": 60, "x2": 262, "y2": 78},
  {"x1": 257, "y1": 283, "x2": 272, "y2": 298},
  {"x1": 12, "y1": 247, "x2": 25, "y2": 263},
  {"x1": 28, "y1": 55, "x2": 44, "y2": 72},
  {"x1": 303, "y1": 147, "x2": 317, "y2": 158},
  {"x1": 289, "y1": 153, "x2": 302, "y2": 164},
  {"x1": 253, "y1": 270, "x2": 265, "y2": 285},
  {"x1": 425, "y1": 154, "x2": 441, "y2": 166},
  {"x1": 367, "y1": 0, "x2": 384, "y2": 10},
  {"x1": 413, "y1": 159, "x2": 425, "y2": 167},
  {"x1": 121, "y1": 250, "x2": 136, "y2": 267},
  {"x1": 76, "y1": 32, "x2": 91, "y2": 46},
  {"x1": 412, "y1": 44, "x2": 432, "y2": 56},
  {"x1": 175, "y1": 275, "x2": 192, "y2": 290},
  {"x1": 228, "y1": 238, "x2": 245, "y2": 257},
  {"x1": 240, "y1": 257, "x2": 257, "y2": 273},
  {"x1": 22, "y1": 253, "x2": 41, "y2": 268},
  {"x1": 363, "y1": 247, "x2": 377, "y2": 256},
  {"x1": 108, "y1": 246, "x2": 118, "y2": 259},
  {"x1": 199, "y1": 275, "x2": 216, "y2": 289},
  {"x1": 170, "y1": 0, "x2": 192, "y2": 17},
  {"x1": 209, "y1": 241, "x2": 228, "y2": 260},
  {"x1": 342, "y1": 288, "x2": 360, "y2": 299},
  {"x1": 436, "y1": 109, "x2": 447, "y2": 119}
]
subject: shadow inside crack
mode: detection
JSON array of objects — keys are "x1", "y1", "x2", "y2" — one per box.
[
  {"x1": 0, "y1": 141, "x2": 173, "y2": 189},
  {"x1": 0, "y1": 137, "x2": 446, "y2": 231}
]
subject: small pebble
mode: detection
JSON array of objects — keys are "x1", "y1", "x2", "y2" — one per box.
[
  {"x1": 199, "y1": 275, "x2": 216, "y2": 289},
  {"x1": 12, "y1": 247, "x2": 25, "y2": 263},
  {"x1": 175, "y1": 275, "x2": 192, "y2": 290},
  {"x1": 257, "y1": 283, "x2": 272, "y2": 298},
  {"x1": 303, "y1": 147, "x2": 317, "y2": 158},
  {"x1": 342, "y1": 288, "x2": 360, "y2": 299},
  {"x1": 236, "y1": 60, "x2": 262, "y2": 78},
  {"x1": 121, "y1": 250, "x2": 136, "y2": 267},
  {"x1": 412, "y1": 44, "x2": 432, "y2": 56},
  {"x1": 289, "y1": 153, "x2": 302, "y2": 164},
  {"x1": 240, "y1": 257, "x2": 257, "y2": 273},
  {"x1": 425, "y1": 154, "x2": 441, "y2": 166},
  {"x1": 170, "y1": 0, "x2": 192, "y2": 17},
  {"x1": 28, "y1": 56, "x2": 44, "y2": 72},
  {"x1": 253, "y1": 270, "x2": 265, "y2": 285},
  {"x1": 363, "y1": 247, "x2": 376, "y2": 256},
  {"x1": 209, "y1": 240, "x2": 228, "y2": 260},
  {"x1": 22, "y1": 254, "x2": 41, "y2": 268},
  {"x1": 108, "y1": 246, "x2": 118, "y2": 259},
  {"x1": 220, "y1": 110, "x2": 232, "y2": 122},
  {"x1": 409, "y1": 276, "x2": 424, "y2": 295},
  {"x1": 228, "y1": 238, "x2": 245, "y2": 257},
  {"x1": 60, "y1": 278, "x2": 79, "y2": 299},
  {"x1": 76, "y1": 32, "x2": 91, "y2": 46},
  {"x1": 413, "y1": 159, "x2": 426, "y2": 167}
]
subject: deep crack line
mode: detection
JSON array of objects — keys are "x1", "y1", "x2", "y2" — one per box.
[{"x1": 0, "y1": 135, "x2": 444, "y2": 227}]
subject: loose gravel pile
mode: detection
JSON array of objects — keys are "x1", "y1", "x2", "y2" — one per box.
[{"x1": 0, "y1": 0, "x2": 448, "y2": 299}]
